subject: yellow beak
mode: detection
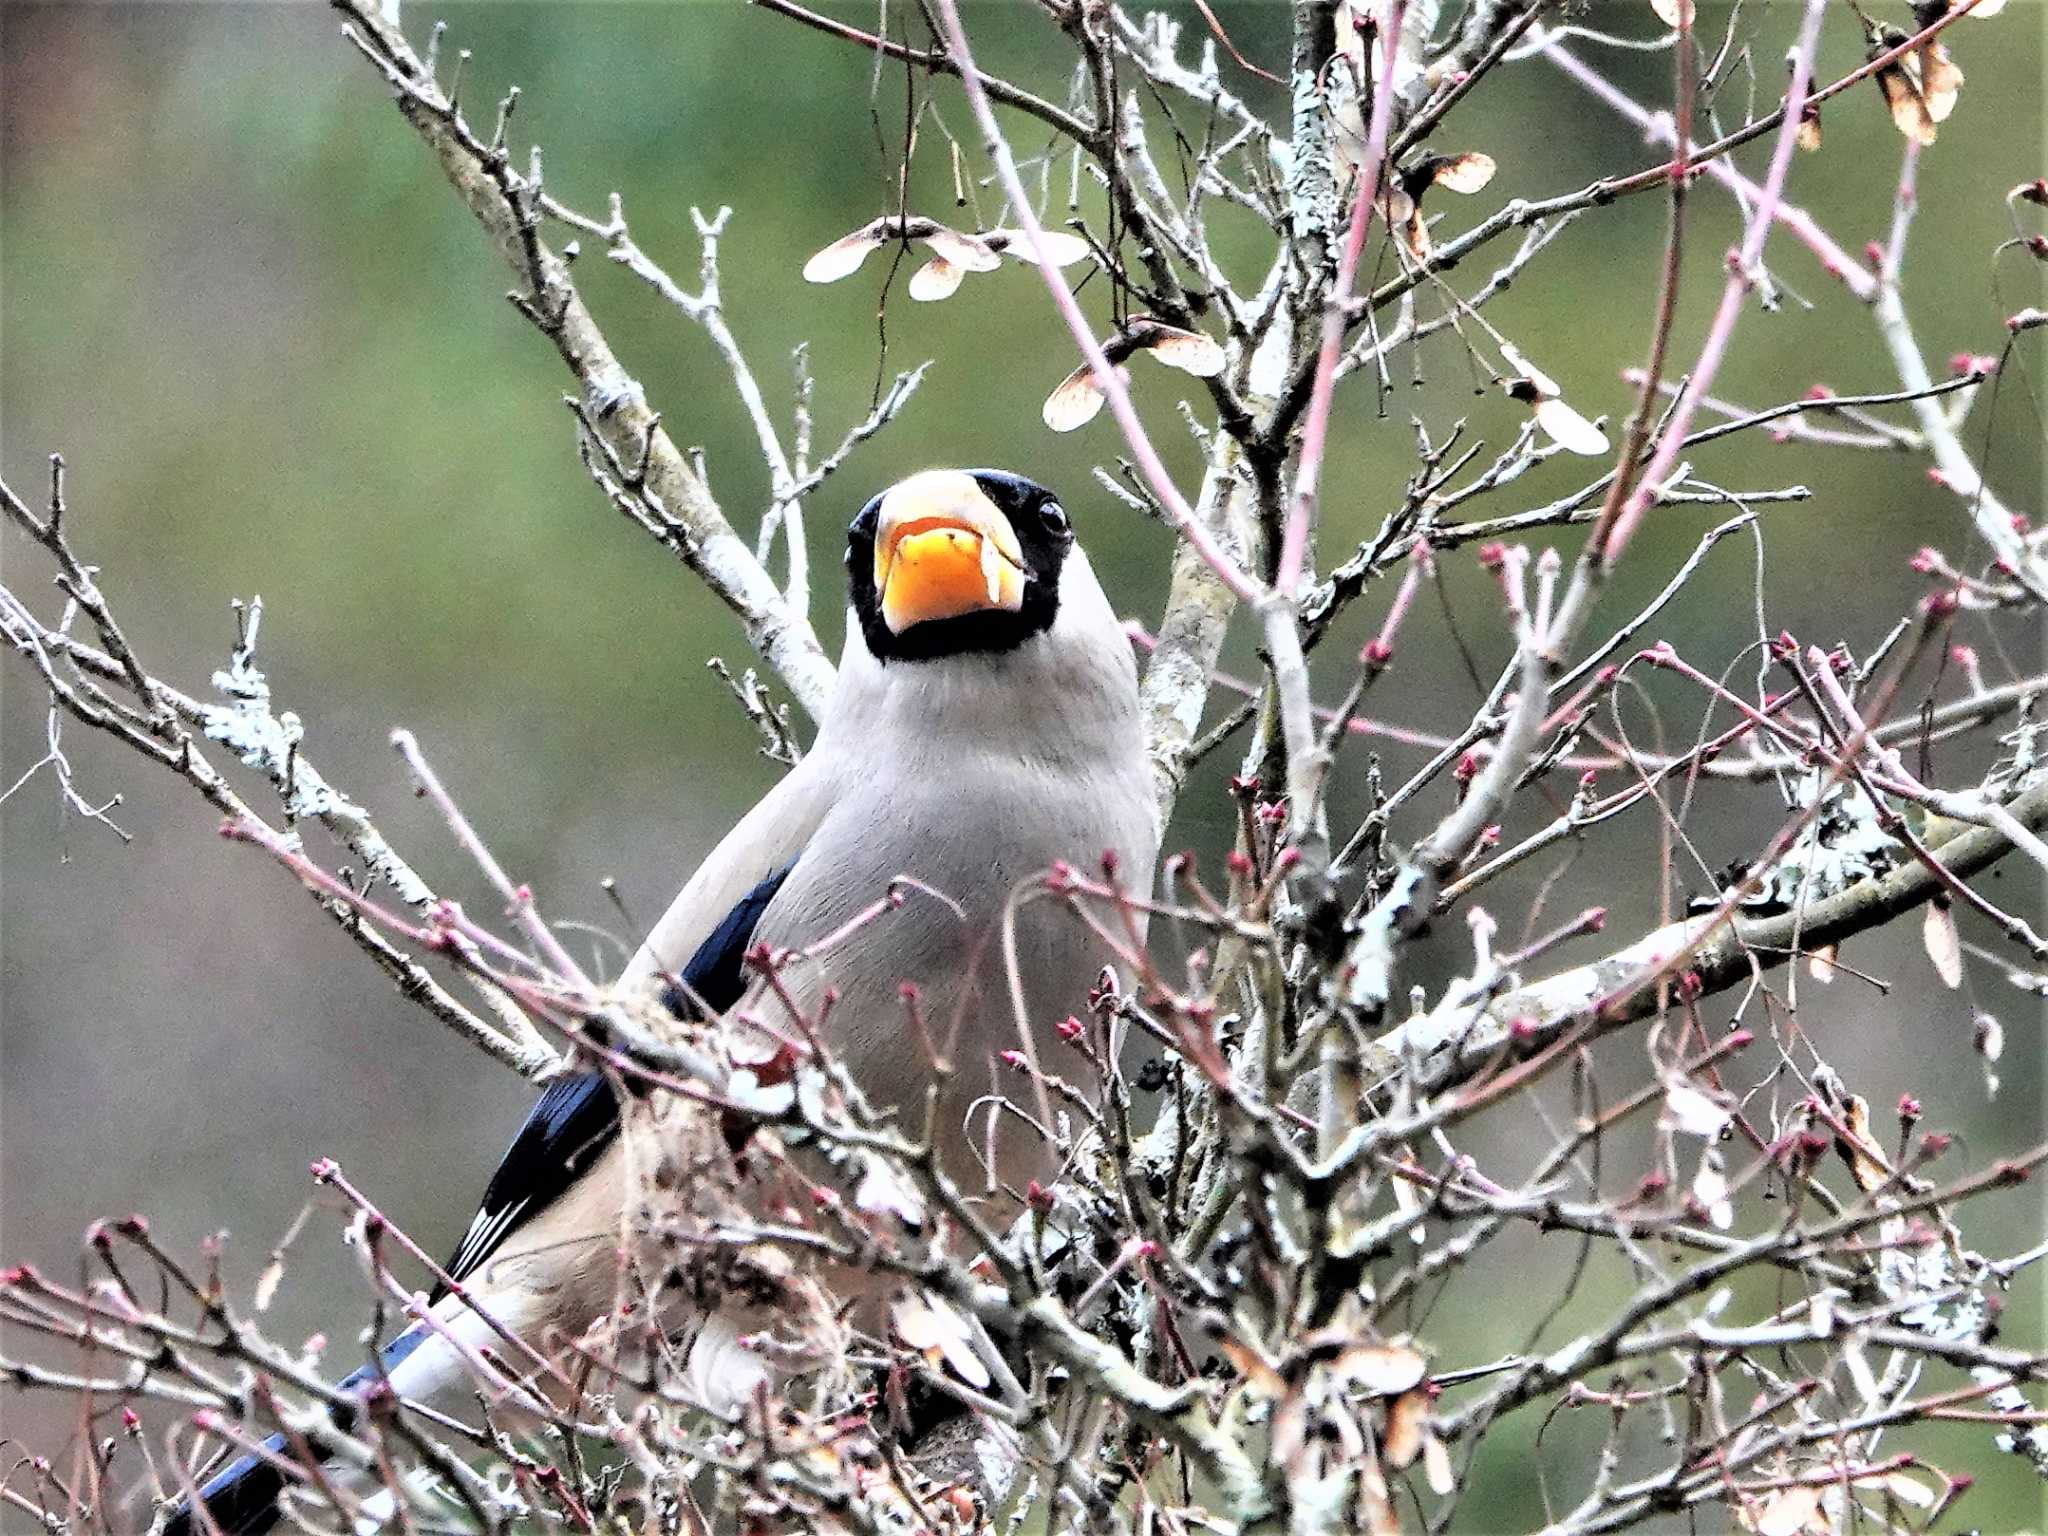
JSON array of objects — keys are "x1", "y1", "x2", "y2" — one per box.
[{"x1": 873, "y1": 471, "x2": 1027, "y2": 634}]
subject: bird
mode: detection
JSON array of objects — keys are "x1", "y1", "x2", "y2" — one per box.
[{"x1": 164, "y1": 467, "x2": 1161, "y2": 1535}]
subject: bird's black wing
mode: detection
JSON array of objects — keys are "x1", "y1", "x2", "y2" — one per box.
[
  {"x1": 163, "y1": 1332, "x2": 433, "y2": 1536},
  {"x1": 434, "y1": 864, "x2": 790, "y2": 1295}
]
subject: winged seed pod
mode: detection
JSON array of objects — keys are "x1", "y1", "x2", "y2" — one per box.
[
  {"x1": 1384, "y1": 151, "x2": 1497, "y2": 260},
  {"x1": 1868, "y1": 20, "x2": 1963, "y2": 146},
  {"x1": 1783, "y1": 52, "x2": 1824, "y2": 151},
  {"x1": 889, "y1": 1290, "x2": 990, "y2": 1387},
  {"x1": 1332, "y1": 1339, "x2": 1428, "y2": 1396},
  {"x1": 1498, "y1": 339, "x2": 1610, "y2": 456},
  {"x1": 802, "y1": 215, "x2": 1000, "y2": 290},
  {"x1": 1922, "y1": 897, "x2": 1963, "y2": 987},
  {"x1": 1692, "y1": 1148, "x2": 1735, "y2": 1231},
  {"x1": 1794, "y1": 100, "x2": 1822, "y2": 153},
  {"x1": 1042, "y1": 318, "x2": 1226, "y2": 432},
  {"x1": 1662, "y1": 1078, "x2": 1735, "y2": 1139},
  {"x1": 910, "y1": 226, "x2": 1093, "y2": 302},
  {"x1": 981, "y1": 227, "x2": 1093, "y2": 267},
  {"x1": 1382, "y1": 1385, "x2": 1428, "y2": 1466}
]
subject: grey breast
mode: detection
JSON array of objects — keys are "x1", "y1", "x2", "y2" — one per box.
[{"x1": 751, "y1": 553, "x2": 1159, "y2": 1195}]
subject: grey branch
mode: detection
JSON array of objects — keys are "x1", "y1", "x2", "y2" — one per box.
[{"x1": 333, "y1": 0, "x2": 838, "y2": 720}]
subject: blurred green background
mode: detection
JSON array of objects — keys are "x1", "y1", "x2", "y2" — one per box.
[{"x1": 3, "y1": 1, "x2": 2042, "y2": 1528}]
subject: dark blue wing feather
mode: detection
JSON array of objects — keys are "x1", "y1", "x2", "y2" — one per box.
[
  {"x1": 434, "y1": 864, "x2": 791, "y2": 1295},
  {"x1": 655, "y1": 866, "x2": 786, "y2": 1023},
  {"x1": 162, "y1": 1332, "x2": 430, "y2": 1536}
]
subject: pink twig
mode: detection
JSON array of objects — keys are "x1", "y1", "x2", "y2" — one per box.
[
  {"x1": 1880, "y1": 140, "x2": 1922, "y2": 286},
  {"x1": 1280, "y1": 0, "x2": 1406, "y2": 600},
  {"x1": 1365, "y1": 540, "x2": 1430, "y2": 665},
  {"x1": 1600, "y1": 0, "x2": 1829, "y2": 567},
  {"x1": 391, "y1": 729, "x2": 592, "y2": 989},
  {"x1": 223, "y1": 816, "x2": 435, "y2": 947},
  {"x1": 311, "y1": 1159, "x2": 571, "y2": 1388},
  {"x1": 925, "y1": 0, "x2": 1262, "y2": 604}
]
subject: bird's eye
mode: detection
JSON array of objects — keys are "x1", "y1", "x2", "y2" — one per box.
[{"x1": 1038, "y1": 501, "x2": 1071, "y2": 536}]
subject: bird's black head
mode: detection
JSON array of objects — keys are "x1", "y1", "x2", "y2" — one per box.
[{"x1": 845, "y1": 468, "x2": 1077, "y2": 663}]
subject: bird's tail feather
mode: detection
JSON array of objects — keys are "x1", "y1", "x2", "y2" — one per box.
[{"x1": 160, "y1": 1329, "x2": 431, "y2": 1536}]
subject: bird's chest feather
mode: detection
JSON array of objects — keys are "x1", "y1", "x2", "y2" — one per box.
[{"x1": 753, "y1": 735, "x2": 1152, "y2": 1124}]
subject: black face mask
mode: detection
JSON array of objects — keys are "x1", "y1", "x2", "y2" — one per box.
[{"x1": 846, "y1": 469, "x2": 1076, "y2": 664}]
